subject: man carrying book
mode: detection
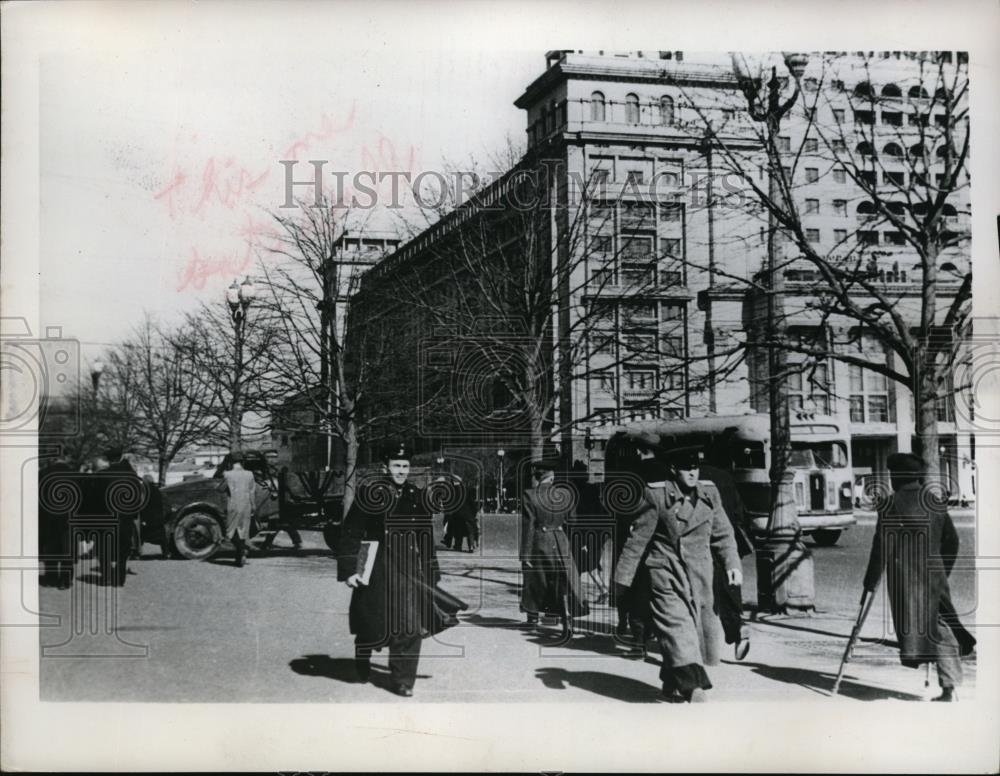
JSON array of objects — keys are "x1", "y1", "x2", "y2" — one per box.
[{"x1": 337, "y1": 442, "x2": 442, "y2": 697}]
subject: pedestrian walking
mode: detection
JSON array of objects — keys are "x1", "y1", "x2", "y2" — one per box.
[
  {"x1": 448, "y1": 476, "x2": 480, "y2": 553},
  {"x1": 38, "y1": 456, "x2": 75, "y2": 589},
  {"x1": 862, "y1": 452, "x2": 976, "y2": 702},
  {"x1": 337, "y1": 443, "x2": 455, "y2": 697},
  {"x1": 698, "y1": 462, "x2": 753, "y2": 660},
  {"x1": 613, "y1": 446, "x2": 741, "y2": 702},
  {"x1": 92, "y1": 447, "x2": 142, "y2": 586},
  {"x1": 218, "y1": 454, "x2": 257, "y2": 567},
  {"x1": 519, "y1": 456, "x2": 590, "y2": 637}
]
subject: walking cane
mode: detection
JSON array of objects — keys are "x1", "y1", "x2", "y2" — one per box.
[{"x1": 831, "y1": 588, "x2": 876, "y2": 697}]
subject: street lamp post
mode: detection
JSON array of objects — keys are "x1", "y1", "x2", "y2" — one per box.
[
  {"x1": 90, "y1": 360, "x2": 105, "y2": 397},
  {"x1": 496, "y1": 448, "x2": 505, "y2": 513},
  {"x1": 733, "y1": 52, "x2": 815, "y2": 612},
  {"x1": 226, "y1": 277, "x2": 257, "y2": 452}
]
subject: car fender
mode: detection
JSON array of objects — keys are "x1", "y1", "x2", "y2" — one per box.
[{"x1": 166, "y1": 501, "x2": 225, "y2": 533}]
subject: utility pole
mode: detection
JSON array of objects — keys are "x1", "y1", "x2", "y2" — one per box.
[{"x1": 731, "y1": 52, "x2": 815, "y2": 612}]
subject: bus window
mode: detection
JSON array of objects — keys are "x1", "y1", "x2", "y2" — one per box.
[
  {"x1": 791, "y1": 441, "x2": 848, "y2": 468},
  {"x1": 731, "y1": 440, "x2": 766, "y2": 469}
]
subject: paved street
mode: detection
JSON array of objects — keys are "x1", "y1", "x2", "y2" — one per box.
[{"x1": 38, "y1": 511, "x2": 978, "y2": 703}]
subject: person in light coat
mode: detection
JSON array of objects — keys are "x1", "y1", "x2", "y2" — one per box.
[
  {"x1": 219, "y1": 454, "x2": 257, "y2": 567},
  {"x1": 614, "y1": 446, "x2": 741, "y2": 702}
]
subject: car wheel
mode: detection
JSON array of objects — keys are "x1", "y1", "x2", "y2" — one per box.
[
  {"x1": 173, "y1": 511, "x2": 223, "y2": 560},
  {"x1": 322, "y1": 522, "x2": 341, "y2": 553},
  {"x1": 811, "y1": 529, "x2": 842, "y2": 547}
]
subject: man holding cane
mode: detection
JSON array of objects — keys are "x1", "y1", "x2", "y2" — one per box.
[{"x1": 861, "y1": 452, "x2": 975, "y2": 701}]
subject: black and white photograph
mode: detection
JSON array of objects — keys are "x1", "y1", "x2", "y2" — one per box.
[{"x1": 2, "y1": 0, "x2": 999, "y2": 772}]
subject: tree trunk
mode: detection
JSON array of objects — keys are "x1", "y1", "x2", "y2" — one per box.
[
  {"x1": 342, "y1": 410, "x2": 358, "y2": 516},
  {"x1": 157, "y1": 453, "x2": 169, "y2": 488},
  {"x1": 914, "y1": 355, "x2": 942, "y2": 489}
]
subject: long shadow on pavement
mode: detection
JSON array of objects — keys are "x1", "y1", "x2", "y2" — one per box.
[
  {"x1": 289, "y1": 655, "x2": 430, "y2": 693},
  {"x1": 535, "y1": 667, "x2": 661, "y2": 703},
  {"x1": 734, "y1": 659, "x2": 924, "y2": 701}
]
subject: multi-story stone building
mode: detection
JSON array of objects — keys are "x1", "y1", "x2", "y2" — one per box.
[{"x1": 349, "y1": 50, "x2": 974, "y2": 501}]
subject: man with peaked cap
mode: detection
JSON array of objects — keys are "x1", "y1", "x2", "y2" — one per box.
[
  {"x1": 337, "y1": 441, "x2": 444, "y2": 697},
  {"x1": 614, "y1": 445, "x2": 741, "y2": 702},
  {"x1": 519, "y1": 454, "x2": 589, "y2": 638},
  {"x1": 862, "y1": 452, "x2": 976, "y2": 701}
]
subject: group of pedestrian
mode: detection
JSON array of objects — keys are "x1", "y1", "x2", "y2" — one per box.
[
  {"x1": 38, "y1": 446, "x2": 151, "y2": 588},
  {"x1": 514, "y1": 442, "x2": 749, "y2": 702}
]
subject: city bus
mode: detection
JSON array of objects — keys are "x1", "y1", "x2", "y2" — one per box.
[{"x1": 601, "y1": 413, "x2": 856, "y2": 546}]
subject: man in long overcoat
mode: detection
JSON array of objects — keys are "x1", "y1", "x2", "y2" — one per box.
[
  {"x1": 219, "y1": 455, "x2": 257, "y2": 567},
  {"x1": 614, "y1": 446, "x2": 741, "y2": 702},
  {"x1": 38, "y1": 456, "x2": 75, "y2": 589},
  {"x1": 519, "y1": 457, "x2": 590, "y2": 638},
  {"x1": 699, "y1": 461, "x2": 753, "y2": 660},
  {"x1": 337, "y1": 443, "x2": 446, "y2": 697},
  {"x1": 863, "y1": 452, "x2": 976, "y2": 701}
]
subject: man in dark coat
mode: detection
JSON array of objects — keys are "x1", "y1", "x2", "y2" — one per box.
[
  {"x1": 614, "y1": 446, "x2": 741, "y2": 702},
  {"x1": 337, "y1": 443, "x2": 443, "y2": 697},
  {"x1": 92, "y1": 447, "x2": 145, "y2": 586},
  {"x1": 38, "y1": 456, "x2": 75, "y2": 589},
  {"x1": 441, "y1": 475, "x2": 479, "y2": 552},
  {"x1": 698, "y1": 462, "x2": 753, "y2": 660},
  {"x1": 519, "y1": 457, "x2": 590, "y2": 638},
  {"x1": 863, "y1": 452, "x2": 976, "y2": 702}
]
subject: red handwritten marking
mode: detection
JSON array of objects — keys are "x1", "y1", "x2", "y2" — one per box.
[
  {"x1": 192, "y1": 157, "x2": 270, "y2": 215},
  {"x1": 176, "y1": 245, "x2": 253, "y2": 292},
  {"x1": 153, "y1": 170, "x2": 189, "y2": 219},
  {"x1": 282, "y1": 102, "x2": 358, "y2": 161}
]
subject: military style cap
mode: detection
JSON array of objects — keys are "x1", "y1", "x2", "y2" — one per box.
[
  {"x1": 887, "y1": 452, "x2": 923, "y2": 474},
  {"x1": 664, "y1": 445, "x2": 705, "y2": 469},
  {"x1": 104, "y1": 446, "x2": 124, "y2": 461},
  {"x1": 381, "y1": 441, "x2": 413, "y2": 463}
]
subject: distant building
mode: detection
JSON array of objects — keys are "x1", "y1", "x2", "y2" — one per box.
[{"x1": 349, "y1": 51, "x2": 974, "y2": 500}]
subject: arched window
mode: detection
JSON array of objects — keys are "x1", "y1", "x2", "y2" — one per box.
[
  {"x1": 909, "y1": 142, "x2": 925, "y2": 158},
  {"x1": 940, "y1": 262, "x2": 960, "y2": 275},
  {"x1": 590, "y1": 91, "x2": 606, "y2": 122},
  {"x1": 659, "y1": 95, "x2": 675, "y2": 125},
  {"x1": 856, "y1": 201, "x2": 877, "y2": 216},
  {"x1": 942, "y1": 203, "x2": 958, "y2": 216},
  {"x1": 856, "y1": 141, "x2": 875, "y2": 156},
  {"x1": 908, "y1": 85, "x2": 930, "y2": 99},
  {"x1": 886, "y1": 201, "x2": 905, "y2": 215},
  {"x1": 881, "y1": 83, "x2": 902, "y2": 98},
  {"x1": 853, "y1": 82, "x2": 874, "y2": 99},
  {"x1": 936, "y1": 144, "x2": 952, "y2": 159},
  {"x1": 935, "y1": 87, "x2": 952, "y2": 102},
  {"x1": 625, "y1": 93, "x2": 640, "y2": 124},
  {"x1": 883, "y1": 142, "x2": 904, "y2": 158}
]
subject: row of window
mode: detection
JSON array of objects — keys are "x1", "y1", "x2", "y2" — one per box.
[
  {"x1": 780, "y1": 136, "x2": 957, "y2": 161},
  {"x1": 591, "y1": 404, "x2": 686, "y2": 425},
  {"x1": 589, "y1": 92, "x2": 676, "y2": 125},
  {"x1": 592, "y1": 367, "x2": 686, "y2": 394}
]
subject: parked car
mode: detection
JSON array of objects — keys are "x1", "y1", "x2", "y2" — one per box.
[{"x1": 147, "y1": 450, "x2": 282, "y2": 560}]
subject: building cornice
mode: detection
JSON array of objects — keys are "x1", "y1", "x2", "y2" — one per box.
[{"x1": 515, "y1": 60, "x2": 742, "y2": 109}]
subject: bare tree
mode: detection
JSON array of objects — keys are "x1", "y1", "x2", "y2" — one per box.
[
  {"x1": 175, "y1": 298, "x2": 286, "y2": 452},
  {"x1": 105, "y1": 316, "x2": 222, "y2": 485},
  {"x1": 678, "y1": 51, "x2": 971, "y2": 485},
  {"x1": 258, "y1": 199, "x2": 422, "y2": 512}
]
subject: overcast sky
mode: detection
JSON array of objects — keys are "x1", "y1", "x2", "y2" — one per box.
[
  {"x1": 38, "y1": 12, "x2": 544, "y2": 364},
  {"x1": 21, "y1": 0, "x2": 999, "y2": 372}
]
